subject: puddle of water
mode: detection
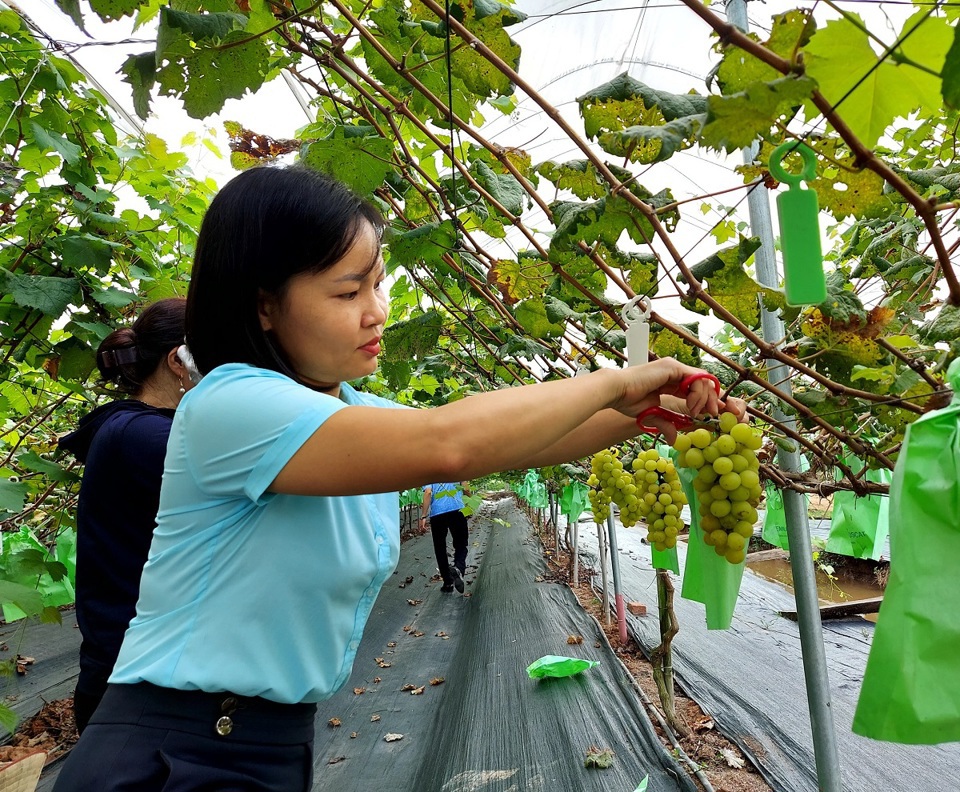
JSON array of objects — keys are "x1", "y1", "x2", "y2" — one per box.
[{"x1": 747, "y1": 558, "x2": 883, "y2": 621}]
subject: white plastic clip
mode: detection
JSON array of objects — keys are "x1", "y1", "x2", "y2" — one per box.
[{"x1": 621, "y1": 296, "x2": 651, "y2": 367}]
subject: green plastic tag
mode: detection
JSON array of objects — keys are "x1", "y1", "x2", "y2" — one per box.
[{"x1": 768, "y1": 142, "x2": 826, "y2": 307}]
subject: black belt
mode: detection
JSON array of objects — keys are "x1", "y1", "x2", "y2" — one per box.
[{"x1": 90, "y1": 682, "x2": 317, "y2": 745}]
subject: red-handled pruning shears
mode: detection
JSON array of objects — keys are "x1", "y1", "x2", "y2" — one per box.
[{"x1": 636, "y1": 372, "x2": 721, "y2": 433}]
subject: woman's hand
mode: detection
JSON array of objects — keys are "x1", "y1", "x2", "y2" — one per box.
[{"x1": 609, "y1": 358, "x2": 722, "y2": 421}]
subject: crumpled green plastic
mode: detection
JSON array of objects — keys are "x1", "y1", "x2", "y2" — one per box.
[
  {"x1": 762, "y1": 455, "x2": 809, "y2": 550},
  {"x1": 559, "y1": 481, "x2": 590, "y2": 523},
  {"x1": 853, "y1": 357, "x2": 960, "y2": 744},
  {"x1": 827, "y1": 456, "x2": 890, "y2": 560},
  {"x1": 526, "y1": 655, "x2": 599, "y2": 679}
]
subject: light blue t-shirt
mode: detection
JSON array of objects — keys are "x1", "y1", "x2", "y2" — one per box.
[
  {"x1": 110, "y1": 364, "x2": 402, "y2": 704},
  {"x1": 424, "y1": 482, "x2": 464, "y2": 517}
]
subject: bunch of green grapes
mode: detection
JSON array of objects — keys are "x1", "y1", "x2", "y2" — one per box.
[
  {"x1": 630, "y1": 448, "x2": 687, "y2": 552},
  {"x1": 587, "y1": 448, "x2": 624, "y2": 524},
  {"x1": 673, "y1": 412, "x2": 764, "y2": 565}
]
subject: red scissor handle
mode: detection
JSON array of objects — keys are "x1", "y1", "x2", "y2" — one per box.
[
  {"x1": 636, "y1": 372, "x2": 722, "y2": 433},
  {"x1": 636, "y1": 405, "x2": 695, "y2": 433}
]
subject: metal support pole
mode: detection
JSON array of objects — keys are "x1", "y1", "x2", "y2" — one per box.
[
  {"x1": 571, "y1": 515, "x2": 579, "y2": 587},
  {"x1": 606, "y1": 513, "x2": 628, "y2": 644},
  {"x1": 725, "y1": 3, "x2": 842, "y2": 788},
  {"x1": 598, "y1": 520, "x2": 611, "y2": 627}
]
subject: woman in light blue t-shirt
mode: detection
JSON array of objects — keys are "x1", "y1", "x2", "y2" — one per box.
[{"x1": 53, "y1": 166, "x2": 739, "y2": 792}]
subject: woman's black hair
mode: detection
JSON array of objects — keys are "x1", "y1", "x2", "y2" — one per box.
[
  {"x1": 185, "y1": 166, "x2": 384, "y2": 377},
  {"x1": 96, "y1": 297, "x2": 187, "y2": 395}
]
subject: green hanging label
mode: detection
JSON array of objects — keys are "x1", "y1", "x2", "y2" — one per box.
[{"x1": 768, "y1": 142, "x2": 827, "y2": 307}]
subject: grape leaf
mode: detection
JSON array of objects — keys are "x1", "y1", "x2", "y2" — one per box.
[
  {"x1": 599, "y1": 113, "x2": 706, "y2": 165},
  {"x1": 29, "y1": 122, "x2": 82, "y2": 165},
  {"x1": 387, "y1": 221, "x2": 458, "y2": 270},
  {"x1": 804, "y1": 13, "x2": 952, "y2": 148},
  {"x1": 579, "y1": 74, "x2": 708, "y2": 138},
  {"x1": 473, "y1": 161, "x2": 524, "y2": 216},
  {"x1": 488, "y1": 255, "x2": 552, "y2": 304},
  {"x1": 88, "y1": 0, "x2": 142, "y2": 21},
  {"x1": 120, "y1": 52, "x2": 158, "y2": 120},
  {"x1": 715, "y1": 10, "x2": 815, "y2": 93},
  {"x1": 0, "y1": 271, "x2": 79, "y2": 317},
  {"x1": 300, "y1": 128, "x2": 395, "y2": 197},
  {"x1": 943, "y1": 26, "x2": 960, "y2": 109},
  {"x1": 700, "y1": 76, "x2": 814, "y2": 153},
  {"x1": 513, "y1": 299, "x2": 565, "y2": 339},
  {"x1": 537, "y1": 160, "x2": 609, "y2": 200},
  {"x1": 382, "y1": 309, "x2": 444, "y2": 362},
  {"x1": 0, "y1": 479, "x2": 29, "y2": 514}
]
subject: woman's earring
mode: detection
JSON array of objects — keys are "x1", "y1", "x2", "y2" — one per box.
[{"x1": 178, "y1": 378, "x2": 186, "y2": 395}]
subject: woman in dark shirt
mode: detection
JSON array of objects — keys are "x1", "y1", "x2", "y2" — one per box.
[{"x1": 59, "y1": 298, "x2": 193, "y2": 733}]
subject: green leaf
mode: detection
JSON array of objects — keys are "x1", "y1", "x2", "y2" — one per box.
[
  {"x1": 921, "y1": 304, "x2": 960, "y2": 343},
  {"x1": 804, "y1": 13, "x2": 952, "y2": 147},
  {"x1": 387, "y1": 221, "x2": 458, "y2": 270},
  {"x1": 54, "y1": 0, "x2": 86, "y2": 30},
  {"x1": 16, "y1": 452, "x2": 78, "y2": 482},
  {"x1": 715, "y1": 10, "x2": 815, "y2": 93},
  {"x1": 382, "y1": 310, "x2": 444, "y2": 362},
  {"x1": 0, "y1": 704, "x2": 17, "y2": 735},
  {"x1": 551, "y1": 191, "x2": 669, "y2": 251},
  {"x1": 0, "y1": 270, "x2": 79, "y2": 317},
  {"x1": 91, "y1": 286, "x2": 138, "y2": 309},
  {"x1": 0, "y1": 479, "x2": 29, "y2": 513},
  {"x1": 537, "y1": 160, "x2": 609, "y2": 200},
  {"x1": 599, "y1": 113, "x2": 706, "y2": 164},
  {"x1": 0, "y1": 581, "x2": 43, "y2": 618},
  {"x1": 300, "y1": 128, "x2": 394, "y2": 197},
  {"x1": 58, "y1": 233, "x2": 118, "y2": 272},
  {"x1": 819, "y1": 271, "x2": 866, "y2": 323},
  {"x1": 88, "y1": 0, "x2": 142, "y2": 21},
  {"x1": 487, "y1": 255, "x2": 552, "y2": 303},
  {"x1": 473, "y1": 161, "x2": 524, "y2": 216},
  {"x1": 157, "y1": 8, "x2": 245, "y2": 61},
  {"x1": 579, "y1": 73, "x2": 707, "y2": 138},
  {"x1": 120, "y1": 52, "x2": 158, "y2": 120},
  {"x1": 700, "y1": 76, "x2": 815, "y2": 153},
  {"x1": 29, "y1": 121, "x2": 82, "y2": 165},
  {"x1": 513, "y1": 299, "x2": 565, "y2": 339}
]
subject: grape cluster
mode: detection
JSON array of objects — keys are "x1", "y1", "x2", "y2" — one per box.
[
  {"x1": 674, "y1": 412, "x2": 763, "y2": 565},
  {"x1": 630, "y1": 448, "x2": 687, "y2": 551},
  {"x1": 587, "y1": 447, "x2": 688, "y2": 552}
]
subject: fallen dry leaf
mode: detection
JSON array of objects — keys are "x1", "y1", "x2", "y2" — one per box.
[
  {"x1": 435, "y1": 631, "x2": 448, "y2": 638},
  {"x1": 328, "y1": 756, "x2": 346, "y2": 765},
  {"x1": 719, "y1": 748, "x2": 745, "y2": 769},
  {"x1": 386, "y1": 641, "x2": 397, "y2": 648},
  {"x1": 407, "y1": 599, "x2": 422, "y2": 606},
  {"x1": 429, "y1": 677, "x2": 445, "y2": 686},
  {"x1": 384, "y1": 733, "x2": 403, "y2": 742},
  {"x1": 410, "y1": 686, "x2": 425, "y2": 695},
  {"x1": 412, "y1": 631, "x2": 424, "y2": 637},
  {"x1": 371, "y1": 714, "x2": 381, "y2": 722},
  {"x1": 353, "y1": 687, "x2": 365, "y2": 695},
  {"x1": 328, "y1": 718, "x2": 341, "y2": 728},
  {"x1": 400, "y1": 684, "x2": 417, "y2": 692},
  {"x1": 567, "y1": 635, "x2": 583, "y2": 645},
  {"x1": 402, "y1": 625, "x2": 413, "y2": 632},
  {"x1": 350, "y1": 732, "x2": 358, "y2": 739},
  {"x1": 373, "y1": 677, "x2": 381, "y2": 684}
]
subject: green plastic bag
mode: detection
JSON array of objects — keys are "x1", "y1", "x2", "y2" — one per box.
[
  {"x1": 853, "y1": 358, "x2": 960, "y2": 744},
  {"x1": 559, "y1": 481, "x2": 590, "y2": 523},
  {"x1": 650, "y1": 445, "x2": 680, "y2": 574},
  {"x1": 828, "y1": 458, "x2": 891, "y2": 560},
  {"x1": 677, "y1": 458, "x2": 747, "y2": 630},
  {"x1": 762, "y1": 456, "x2": 809, "y2": 550},
  {"x1": 526, "y1": 655, "x2": 598, "y2": 679}
]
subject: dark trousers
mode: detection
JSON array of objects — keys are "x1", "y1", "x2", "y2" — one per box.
[
  {"x1": 53, "y1": 682, "x2": 317, "y2": 792},
  {"x1": 430, "y1": 509, "x2": 468, "y2": 583}
]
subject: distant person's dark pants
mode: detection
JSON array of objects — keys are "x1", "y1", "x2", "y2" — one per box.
[
  {"x1": 73, "y1": 666, "x2": 110, "y2": 735},
  {"x1": 430, "y1": 509, "x2": 468, "y2": 583},
  {"x1": 53, "y1": 682, "x2": 316, "y2": 792}
]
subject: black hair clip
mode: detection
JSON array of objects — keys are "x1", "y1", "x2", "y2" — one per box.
[{"x1": 100, "y1": 346, "x2": 138, "y2": 368}]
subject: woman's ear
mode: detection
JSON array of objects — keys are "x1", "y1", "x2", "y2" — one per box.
[
  {"x1": 258, "y1": 290, "x2": 277, "y2": 332},
  {"x1": 167, "y1": 347, "x2": 187, "y2": 379}
]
